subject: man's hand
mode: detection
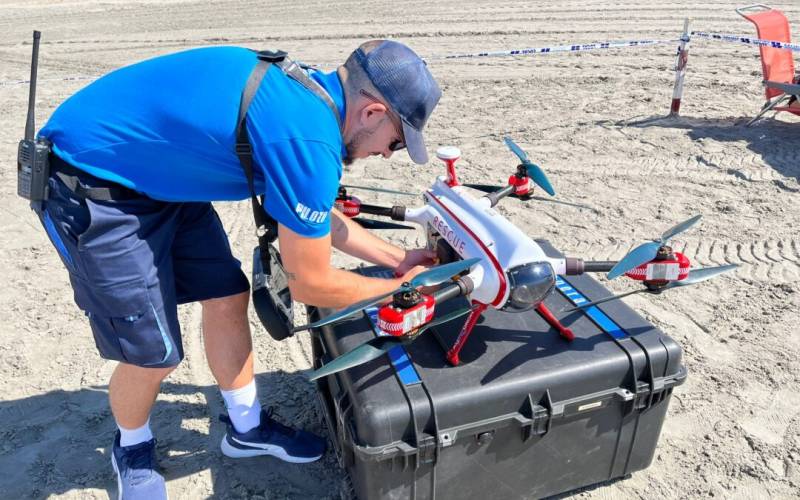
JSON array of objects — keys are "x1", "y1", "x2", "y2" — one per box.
[
  {"x1": 397, "y1": 264, "x2": 429, "y2": 284},
  {"x1": 395, "y1": 248, "x2": 438, "y2": 276}
]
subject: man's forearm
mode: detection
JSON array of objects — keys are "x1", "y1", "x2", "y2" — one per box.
[
  {"x1": 330, "y1": 209, "x2": 405, "y2": 268},
  {"x1": 288, "y1": 266, "x2": 402, "y2": 309}
]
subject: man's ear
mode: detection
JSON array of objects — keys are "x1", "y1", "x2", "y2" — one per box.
[{"x1": 359, "y1": 102, "x2": 388, "y2": 128}]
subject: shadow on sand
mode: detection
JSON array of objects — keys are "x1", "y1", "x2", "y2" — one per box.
[{"x1": 0, "y1": 371, "x2": 343, "y2": 499}]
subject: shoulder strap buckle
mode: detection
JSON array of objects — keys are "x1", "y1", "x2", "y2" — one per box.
[
  {"x1": 234, "y1": 142, "x2": 253, "y2": 156},
  {"x1": 257, "y1": 49, "x2": 288, "y2": 63}
]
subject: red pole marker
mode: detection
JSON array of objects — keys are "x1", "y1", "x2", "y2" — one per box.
[{"x1": 669, "y1": 18, "x2": 691, "y2": 116}]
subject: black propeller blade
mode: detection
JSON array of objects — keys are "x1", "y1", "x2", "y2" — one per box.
[
  {"x1": 307, "y1": 307, "x2": 473, "y2": 381},
  {"x1": 353, "y1": 217, "x2": 414, "y2": 230},
  {"x1": 340, "y1": 184, "x2": 416, "y2": 197},
  {"x1": 462, "y1": 183, "x2": 500, "y2": 194},
  {"x1": 462, "y1": 184, "x2": 594, "y2": 210}
]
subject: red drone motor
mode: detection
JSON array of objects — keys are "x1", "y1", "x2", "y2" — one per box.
[
  {"x1": 377, "y1": 291, "x2": 435, "y2": 337},
  {"x1": 508, "y1": 173, "x2": 532, "y2": 197},
  {"x1": 334, "y1": 195, "x2": 361, "y2": 218},
  {"x1": 507, "y1": 164, "x2": 534, "y2": 198},
  {"x1": 625, "y1": 249, "x2": 690, "y2": 288}
]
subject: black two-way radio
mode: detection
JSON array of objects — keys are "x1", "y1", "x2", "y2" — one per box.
[{"x1": 17, "y1": 30, "x2": 51, "y2": 208}]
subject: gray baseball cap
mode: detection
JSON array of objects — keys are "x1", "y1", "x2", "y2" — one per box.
[{"x1": 354, "y1": 41, "x2": 441, "y2": 164}]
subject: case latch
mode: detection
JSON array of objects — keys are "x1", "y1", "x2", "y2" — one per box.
[
  {"x1": 416, "y1": 436, "x2": 438, "y2": 466},
  {"x1": 521, "y1": 390, "x2": 555, "y2": 442}
]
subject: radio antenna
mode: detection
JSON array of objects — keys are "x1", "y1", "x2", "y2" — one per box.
[{"x1": 24, "y1": 30, "x2": 41, "y2": 142}]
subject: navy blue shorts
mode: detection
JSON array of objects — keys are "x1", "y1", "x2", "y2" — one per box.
[{"x1": 36, "y1": 164, "x2": 250, "y2": 368}]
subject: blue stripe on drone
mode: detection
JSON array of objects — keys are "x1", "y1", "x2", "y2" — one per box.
[
  {"x1": 365, "y1": 307, "x2": 422, "y2": 386},
  {"x1": 555, "y1": 277, "x2": 627, "y2": 340}
]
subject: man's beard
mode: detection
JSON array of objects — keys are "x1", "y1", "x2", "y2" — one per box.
[{"x1": 343, "y1": 121, "x2": 382, "y2": 166}]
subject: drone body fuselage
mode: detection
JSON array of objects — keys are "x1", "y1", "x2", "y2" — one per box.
[{"x1": 404, "y1": 176, "x2": 568, "y2": 308}]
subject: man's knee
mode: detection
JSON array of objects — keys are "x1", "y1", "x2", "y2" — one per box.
[
  {"x1": 201, "y1": 290, "x2": 250, "y2": 316},
  {"x1": 115, "y1": 362, "x2": 177, "y2": 384}
]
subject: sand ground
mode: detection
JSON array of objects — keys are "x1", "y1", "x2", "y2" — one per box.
[{"x1": 1, "y1": 1, "x2": 799, "y2": 498}]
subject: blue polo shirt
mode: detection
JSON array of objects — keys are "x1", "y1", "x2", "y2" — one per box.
[{"x1": 39, "y1": 46, "x2": 345, "y2": 238}]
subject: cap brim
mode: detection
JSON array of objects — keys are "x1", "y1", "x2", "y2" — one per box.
[{"x1": 401, "y1": 120, "x2": 429, "y2": 165}]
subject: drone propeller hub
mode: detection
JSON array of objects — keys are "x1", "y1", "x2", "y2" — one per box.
[
  {"x1": 378, "y1": 294, "x2": 435, "y2": 337},
  {"x1": 393, "y1": 288, "x2": 423, "y2": 308},
  {"x1": 625, "y1": 251, "x2": 690, "y2": 283},
  {"x1": 334, "y1": 195, "x2": 362, "y2": 217}
]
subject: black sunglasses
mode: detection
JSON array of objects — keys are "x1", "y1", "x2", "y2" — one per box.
[{"x1": 359, "y1": 89, "x2": 406, "y2": 151}]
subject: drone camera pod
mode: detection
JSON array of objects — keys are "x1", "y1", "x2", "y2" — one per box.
[{"x1": 503, "y1": 261, "x2": 557, "y2": 312}]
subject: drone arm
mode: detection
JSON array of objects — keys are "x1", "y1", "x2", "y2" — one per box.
[
  {"x1": 547, "y1": 258, "x2": 618, "y2": 275},
  {"x1": 402, "y1": 205, "x2": 432, "y2": 225},
  {"x1": 358, "y1": 204, "x2": 407, "y2": 221},
  {"x1": 566, "y1": 259, "x2": 617, "y2": 274},
  {"x1": 431, "y1": 275, "x2": 475, "y2": 304},
  {"x1": 484, "y1": 185, "x2": 516, "y2": 207}
]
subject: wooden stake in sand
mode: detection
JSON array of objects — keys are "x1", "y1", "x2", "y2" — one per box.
[{"x1": 669, "y1": 18, "x2": 691, "y2": 116}]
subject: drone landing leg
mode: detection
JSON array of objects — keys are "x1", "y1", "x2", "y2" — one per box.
[
  {"x1": 536, "y1": 303, "x2": 575, "y2": 341},
  {"x1": 445, "y1": 302, "x2": 488, "y2": 366}
]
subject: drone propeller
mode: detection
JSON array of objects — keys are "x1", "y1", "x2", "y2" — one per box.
[
  {"x1": 503, "y1": 137, "x2": 555, "y2": 196},
  {"x1": 340, "y1": 184, "x2": 416, "y2": 197},
  {"x1": 292, "y1": 257, "x2": 481, "y2": 333},
  {"x1": 353, "y1": 217, "x2": 414, "y2": 231},
  {"x1": 462, "y1": 183, "x2": 594, "y2": 210},
  {"x1": 607, "y1": 215, "x2": 703, "y2": 280},
  {"x1": 565, "y1": 264, "x2": 738, "y2": 312},
  {"x1": 307, "y1": 306, "x2": 473, "y2": 381}
]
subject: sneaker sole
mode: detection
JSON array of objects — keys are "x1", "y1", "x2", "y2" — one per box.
[
  {"x1": 220, "y1": 433, "x2": 322, "y2": 463},
  {"x1": 111, "y1": 450, "x2": 169, "y2": 500}
]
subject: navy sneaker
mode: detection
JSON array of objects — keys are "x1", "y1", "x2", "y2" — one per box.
[
  {"x1": 111, "y1": 431, "x2": 167, "y2": 500},
  {"x1": 220, "y1": 407, "x2": 326, "y2": 463}
]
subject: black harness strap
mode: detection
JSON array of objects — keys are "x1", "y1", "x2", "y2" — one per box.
[
  {"x1": 280, "y1": 59, "x2": 343, "y2": 131},
  {"x1": 235, "y1": 50, "x2": 342, "y2": 244},
  {"x1": 235, "y1": 58, "x2": 272, "y2": 236}
]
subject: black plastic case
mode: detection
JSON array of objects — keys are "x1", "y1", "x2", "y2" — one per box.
[{"x1": 310, "y1": 241, "x2": 686, "y2": 499}]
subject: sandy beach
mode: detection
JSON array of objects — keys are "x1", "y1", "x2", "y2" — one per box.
[{"x1": 1, "y1": 1, "x2": 799, "y2": 498}]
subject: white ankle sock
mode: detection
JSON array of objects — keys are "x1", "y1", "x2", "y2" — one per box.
[
  {"x1": 221, "y1": 379, "x2": 261, "y2": 433},
  {"x1": 118, "y1": 419, "x2": 154, "y2": 447}
]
